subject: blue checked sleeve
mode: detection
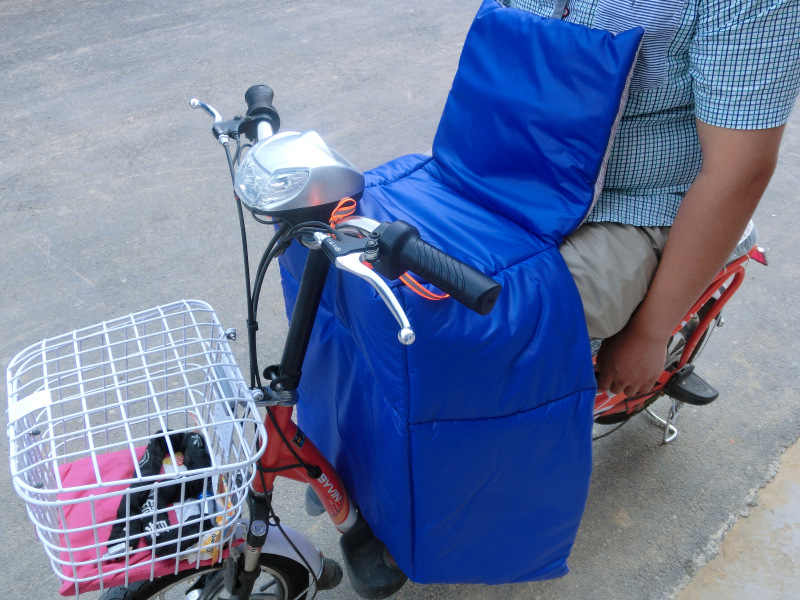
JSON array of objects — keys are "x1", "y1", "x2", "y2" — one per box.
[{"x1": 691, "y1": 0, "x2": 800, "y2": 129}]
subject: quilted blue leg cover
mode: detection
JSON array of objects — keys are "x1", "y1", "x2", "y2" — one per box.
[{"x1": 281, "y1": 0, "x2": 642, "y2": 585}]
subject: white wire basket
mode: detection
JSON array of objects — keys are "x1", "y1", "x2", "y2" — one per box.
[{"x1": 6, "y1": 300, "x2": 266, "y2": 597}]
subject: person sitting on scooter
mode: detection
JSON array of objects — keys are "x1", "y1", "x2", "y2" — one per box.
[{"x1": 504, "y1": 0, "x2": 800, "y2": 397}]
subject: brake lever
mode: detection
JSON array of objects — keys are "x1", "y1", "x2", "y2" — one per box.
[
  {"x1": 189, "y1": 98, "x2": 223, "y2": 123},
  {"x1": 313, "y1": 232, "x2": 415, "y2": 345},
  {"x1": 190, "y1": 97, "x2": 235, "y2": 145}
]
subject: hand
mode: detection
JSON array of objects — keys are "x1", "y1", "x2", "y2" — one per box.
[{"x1": 595, "y1": 319, "x2": 668, "y2": 397}]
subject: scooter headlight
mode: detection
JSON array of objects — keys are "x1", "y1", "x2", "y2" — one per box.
[
  {"x1": 235, "y1": 153, "x2": 310, "y2": 214},
  {"x1": 233, "y1": 130, "x2": 364, "y2": 219}
]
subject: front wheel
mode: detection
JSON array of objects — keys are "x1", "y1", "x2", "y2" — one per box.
[{"x1": 98, "y1": 554, "x2": 310, "y2": 600}]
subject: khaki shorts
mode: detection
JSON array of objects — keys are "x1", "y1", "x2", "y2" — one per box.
[{"x1": 559, "y1": 222, "x2": 670, "y2": 339}]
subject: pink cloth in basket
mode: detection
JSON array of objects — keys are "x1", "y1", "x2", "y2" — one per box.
[{"x1": 57, "y1": 447, "x2": 217, "y2": 596}]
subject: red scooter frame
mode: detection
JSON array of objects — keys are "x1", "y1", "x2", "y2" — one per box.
[{"x1": 251, "y1": 405, "x2": 357, "y2": 533}]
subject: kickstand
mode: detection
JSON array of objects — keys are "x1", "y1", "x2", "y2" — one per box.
[{"x1": 645, "y1": 398, "x2": 682, "y2": 444}]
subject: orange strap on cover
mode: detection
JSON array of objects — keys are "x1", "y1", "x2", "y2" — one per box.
[{"x1": 329, "y1": 197, "x2": 357, "y2": 226}]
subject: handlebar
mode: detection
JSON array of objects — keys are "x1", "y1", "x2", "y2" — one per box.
[
  {"x1": 190, "y1": 84, "x2": 280, "y2": 144},
  {"x1": 323, "y1": 218, "x2": 502, "y2": 323},
  {"x1": 370, "y1": 221, "x2": 501, "y2": 316},
  {"x1": 243, "y1": 84, "x2": 280, "y2": 141}
]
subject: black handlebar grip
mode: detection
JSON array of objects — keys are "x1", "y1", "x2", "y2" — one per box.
[
  {"x1": 244, "y1": 84, "x2": 275, "y2": 115},
  {"x1": 375, "y1": 221, "x2": 502, "y2": 316},
  {"x1": 243, "y1": 84, "x2": 281, "y2": 136}
]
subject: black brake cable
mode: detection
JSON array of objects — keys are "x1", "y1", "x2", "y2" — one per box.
[
  {"x1": 264, "y1": 407, "x2": 321, "y2": 478},
  {"x1": 256, "y1": 468, "x2": 320, "y2": 595},
  {"x1": 251, "y1": 212, "x2": 280, "y2": 226},
  {"x1": 222, "y1": 139, "x2": 261, "y2": 389},
  {"x1": 252, "y1": 223, "x2": 293, "y2": 321},
  {"x1": 592, "y1": 418, "x2": 630, "y2": 441},
  {"x1": 251, "y1": 219, "x2": 337, "y2": 326},
  {"x1": 592, "y1": 389, "x2": 666, "y2": 441},
  {"x1": 289, "y1": 221, "x2": 337, "y2": 238},
  {"x1": 233, "y1": 139, "x2": 251, "y2": 164}
]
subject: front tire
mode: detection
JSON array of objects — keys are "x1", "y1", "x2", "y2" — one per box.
[{"x1": 98, "y1": 554, "x2": 310, "y2": 600}]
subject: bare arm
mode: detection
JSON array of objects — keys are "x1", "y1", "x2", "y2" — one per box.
[{"x1": 596, "y1": 120, "x2": 785, "y2": 397}]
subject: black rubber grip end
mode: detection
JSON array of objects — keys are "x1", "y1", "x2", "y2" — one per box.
[
  {"x1": 244, "y1": 84, "x2": 275, "y2": 115},
  {"x1": 241, "y1": 84, "x2": 281, "y2": 138}
]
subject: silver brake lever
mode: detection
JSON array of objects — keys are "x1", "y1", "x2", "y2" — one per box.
[
  {"x1": 190, "y1": 98, "x2": 231, "y2": 144},
  {"x1": 189, "y1": 98, "x2": 223, "y2": 124},
  {"x1": 313, "y1": 232, "x2": 415, "y2": 345}
]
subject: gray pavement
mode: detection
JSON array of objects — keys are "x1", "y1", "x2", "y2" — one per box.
[
  {"x1": 2, "y1": 1, "x2": 799, "y2": 599},
  {"x1": 676, "y1": 439, "x2": 800, "y2": 600}
]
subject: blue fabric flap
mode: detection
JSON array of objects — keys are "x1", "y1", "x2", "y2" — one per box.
[{"x1": 285, "y1": 0, "x2": 643, "y2": 585}]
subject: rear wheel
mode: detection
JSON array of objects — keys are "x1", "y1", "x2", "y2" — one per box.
[{"x1": 98, "y1": 554, "x2": 310, "y2": 600}]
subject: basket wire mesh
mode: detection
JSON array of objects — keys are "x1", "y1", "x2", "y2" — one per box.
[{"x1": 6, "y1": 300, "x2": 266, "y2": 596}]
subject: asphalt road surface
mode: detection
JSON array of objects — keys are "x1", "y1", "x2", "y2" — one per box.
[{"x1": 2, "y1": 1, "x2": 799, "y2": 599}]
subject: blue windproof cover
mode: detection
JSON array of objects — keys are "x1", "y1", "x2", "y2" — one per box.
[{"x1": 280, "y1": 0, "x2": 642, "y2": 584}]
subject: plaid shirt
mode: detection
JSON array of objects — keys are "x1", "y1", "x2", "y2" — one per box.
[{"x1": 503, "y1": 0, "x2": 800, "y2": 226}]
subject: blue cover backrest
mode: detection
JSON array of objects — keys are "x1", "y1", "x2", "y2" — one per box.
[
  {"x1": 283, "y1": 0, "x2": 642, "y2": 585},
  {"x1": 432, "y1": 0, "x2": 642, "y2": 243}
]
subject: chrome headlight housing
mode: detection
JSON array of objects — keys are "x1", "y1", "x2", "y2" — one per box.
[{"x1": 234, "y1": 131, "x2": 364, "y2": 217}]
